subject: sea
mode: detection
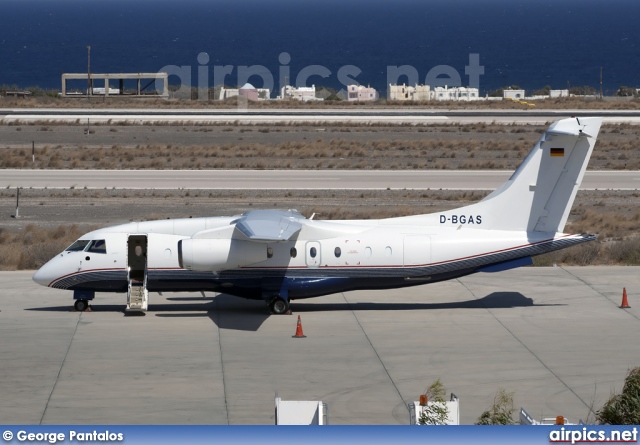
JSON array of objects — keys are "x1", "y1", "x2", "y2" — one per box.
[{"x1": 1, "y1": 0, "x2": 639, "y2": 97}]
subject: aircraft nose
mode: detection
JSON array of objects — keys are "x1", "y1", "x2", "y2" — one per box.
[{"x1": 33, "y1": 259, "x2": 59, "y2": 287}]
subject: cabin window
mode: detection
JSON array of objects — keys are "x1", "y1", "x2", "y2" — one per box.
[
  {"x1": 267, "y1": 247, "x2": 274, "y2": 258},
  {"x1": 290, "y1": 247, "x2": 297, "y2": 258},
  {"x1": 87, "y1": 239, "x2": 107, "y2": 254},
  {"x1": 310, "y1": 247, "x2": 317, "y2": 258},
  {"x1": 65, "y1": 240, "x2": 90, "y2": 252},
  {"x1": 334, "y1": 247, "x2": 341, "y2": 258}
]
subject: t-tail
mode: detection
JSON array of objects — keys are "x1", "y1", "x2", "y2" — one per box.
[{"x1": 438, "y1": 117, "x2": 602, "y2": 234}]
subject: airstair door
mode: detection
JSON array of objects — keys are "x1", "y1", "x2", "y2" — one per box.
[{"x1": 126, "y1": 234, "x2": 149, "y2": 312}]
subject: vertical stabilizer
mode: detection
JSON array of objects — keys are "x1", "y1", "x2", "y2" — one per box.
[{"x1": 437, "y1": 117, "x2": 602, "y2": 233}]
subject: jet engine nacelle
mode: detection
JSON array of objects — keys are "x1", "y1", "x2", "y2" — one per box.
[{"x1": 178, "y1": 238, "x2": 267, "y2": 271}]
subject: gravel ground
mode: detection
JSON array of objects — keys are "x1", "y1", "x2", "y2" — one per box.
[
  {"x1": 1, "y1": 122, "x2": 639, "y2": 170},
  {"x1": 2, "y1": 188, "x2": 638, "y2": 231}
]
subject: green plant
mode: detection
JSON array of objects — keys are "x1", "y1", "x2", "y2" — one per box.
[
  {"x1": 569, "y1": 85, "x2": 597, "y2": 96},
  {"x1": 532, "y1": 85, "x2": 552, "y2": 96},
  {"x1": 418, "y1": 379, "x2": 449, "y2": 425},
  {"x1": 597, "y1": 367, "x2": 640, "y2": 425},
  {"x1": 475, "y1": 389, "x2": 517, "y2": 425}
]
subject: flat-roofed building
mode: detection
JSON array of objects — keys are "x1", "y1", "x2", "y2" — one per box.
[
  {"x1": 503, "y1": 89, "x2": 525, "y2": 100},
  {"x1": 61, "y1": 72, "x2": 168, "y2": 97},
  {"x1": 432, "y1": 85, "x2": 480, "y2": 101},
  {"x1": 347, "y1": 85, "x2": 378, "y2": 102},
  {"x1": 280, "y1": 85, "x2": 320, "y2": 101},
  {"x1": 220, "y1": 83, "x2": 270, "y2": 101},
  {"x1": 549, "y1": 89, "x2": 569, "y2": 98},
  {"x1": 388, "y1": 84, "x2": 430, "y2": 101},
  {"x1": 219, "y1": 87, "x2": 239, "y2": 100}
]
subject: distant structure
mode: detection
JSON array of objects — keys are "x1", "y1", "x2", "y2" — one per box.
[
  {"x1": 219, "y1": 83, "x2": 270, "y2": 101},
  {"x1": 91, "y1": 87, "x2": 120, "y2": 95},
  {"x1": 239, "y1": 83, "x2": 258, "y2": 101},
  {"x1": 347, "y1": 85, "x2": 378, "y2": 102},
  {"x1": 388, "y1": 84, "x2": 430, "y2": 101},
  {"x1": 503, "y1": 88, "x2": 525, "y2": 100},
  {"x1": 528, "y1": 89, "x2": 570, "y2": 100},
  {"x1": 279, "y1": 85, "x2": 320, "y2": 101},
  {"x1": 549, "y1": 89, "x2": 569, "y2": 98},
  {"x1": 432, "y1": 86, "x2": 480, "y2": 101},
  {"x1": 61, "y1": 72, "x2": 168, "y2": 98},
  {"x1": 4, "y1": 90, "x2": 32, "y2": 98},
  {"x1": 218, "y1": 87, "x2": 238, "y2": 100}
]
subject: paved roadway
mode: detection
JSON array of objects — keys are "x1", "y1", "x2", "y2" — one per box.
[
  {"x1": 3, "y1": 108, "x2": 640, "y2": 125},
  {"x1": 2, "y1": 267, "x2": 639, "y2": 424},
  {"x1": 1, "y1": 169, "x2": 639, "y2": 190}
]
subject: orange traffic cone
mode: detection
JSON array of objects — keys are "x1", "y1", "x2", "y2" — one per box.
[
  {"x1": 620, "y1": 288, "x2": 631, "y2": 308},
  {"x1": 292, "y1": 315, "x2": 307, "y2": 338}
]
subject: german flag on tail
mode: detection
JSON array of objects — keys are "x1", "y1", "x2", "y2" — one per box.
[{"x1": 550, "y1": 148, "x2": 564, "y2": 157}]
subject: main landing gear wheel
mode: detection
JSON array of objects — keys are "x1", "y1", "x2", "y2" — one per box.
[
  {"x1": 269, "y1": 297, "x2": 290, "y2": 315},
  {"x1": 74, "y1": 299, "x2": 89, "y2": 312}
]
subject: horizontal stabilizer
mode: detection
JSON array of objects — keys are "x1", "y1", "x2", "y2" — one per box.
[
  {"x1": 477, "y1": 257, "x2": 533, "y2": 273},
  {"x1": 546, "y1": 117, "x2": 594, "y2": 138}
]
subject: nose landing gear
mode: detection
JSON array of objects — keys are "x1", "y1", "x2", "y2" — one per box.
[
  {"x1": 74, "y1": 299, "x2": 90, "y2": 312},
  {"x1": 73, "y1": 290, "x2": 94, "y2": 312}
]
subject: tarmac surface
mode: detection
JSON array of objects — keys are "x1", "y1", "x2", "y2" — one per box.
[
  {"x1": 2, "y1": 169, "x2": 640, "y2": 190},
  {"x1": 2, "y1": 267, "x2": 639, "y2": 425}
]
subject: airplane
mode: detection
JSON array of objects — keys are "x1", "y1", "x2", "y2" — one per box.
[{"x1": 33, "y1": 117, "x2": 602, "y2": 314}]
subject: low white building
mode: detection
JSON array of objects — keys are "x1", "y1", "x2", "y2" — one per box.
[
  {"x1": 280, "y1": 85, "x2": 320, "y2": 101},
  {"x1": 347, "y1": 85, "x2": 378, "y2": 102},
  {"x1": 92, "y1": 87, "x2": 120, "y2": 95},
  {"x1": 503, "y1": 89, "x2": 525, "y2": 100},
  {"x1": 218, "y1": 87, "x2": 238, "y2": 100},
  {"x1": 389, "y1": 84, "x2": 430, "y2": 101},
  {"x1": 219, "y1": 85, "x2": 270, "y2": 100},
  {"x1": 549, "y1": 89, "x2": 569, "y2": 98},
  {"x1": 432, "y1": 85, "x2": 480, "y2": 101}
]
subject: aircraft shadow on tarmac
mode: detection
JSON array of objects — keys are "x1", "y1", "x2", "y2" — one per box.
[
  {"x1": 26, "y1": 291, "x2": 562, "y2": 332},
  {"x1": 295, "y1": 291, "x2": 563, "y2": 313}
]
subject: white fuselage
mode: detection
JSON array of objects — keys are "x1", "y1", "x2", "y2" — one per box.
[
  {"x1": 33, "y1": 215, "x2": 589, "y2": 301},
  {"x1": 31, "y1": 117, "x2": 603, "y2": 310}
]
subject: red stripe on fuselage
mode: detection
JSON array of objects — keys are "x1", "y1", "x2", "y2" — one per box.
[
  {"x1": 47, "y1": 235, "x2": 577, "y2": 283},
  {"x1": 48, "y1": 267, "x2": 126, "y2": 287}
]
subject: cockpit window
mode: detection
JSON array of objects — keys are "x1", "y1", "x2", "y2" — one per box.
[
  {"x1": 66, "y1": 240, "x2": 90, "y2": 252},
  {"x1": 87, "y1": 240, "x2": 107, "y2": 254}
]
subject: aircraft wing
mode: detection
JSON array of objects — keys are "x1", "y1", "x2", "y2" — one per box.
[
  {"x1": 191, "y1": 209, "x2": 365, "y2": 242},
  {"x1": 234, "y1": 209, "x2": 304, "y2": 241}
]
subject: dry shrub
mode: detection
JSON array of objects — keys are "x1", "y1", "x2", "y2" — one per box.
[
  {"x1": 17, "y1": 241, "x2": 69, "y2": 269},
  {"x1": 533, "y1": 242, "x2": 602, "y2": 266},
  {"x1": 534, "y1": 237, "x2": 640, "y2": 266},
  {"x1": 557, "y1": 241, "x2": 603, "y2": 265},
  {"x1": 605, "y1": 238, "x2": 640, "y2": 265},
  {"x1": 0, "y1": 224, "x2": 87, "y2": 270}
]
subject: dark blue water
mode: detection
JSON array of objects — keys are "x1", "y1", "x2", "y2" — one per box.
[{"x1": 1, "y1": 0, "x2": 639, "y2": 96}]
